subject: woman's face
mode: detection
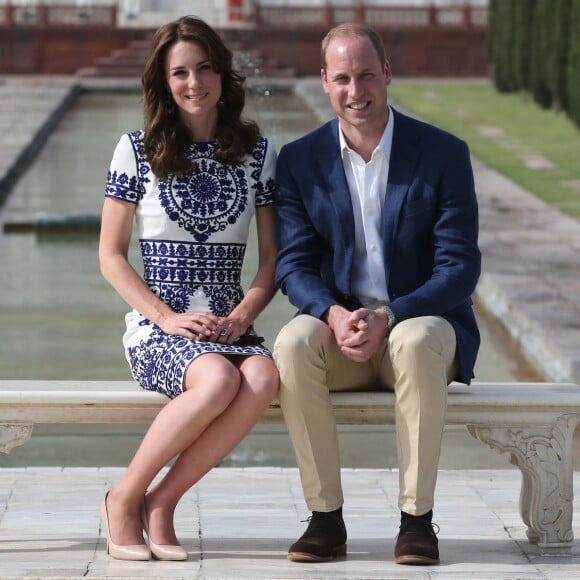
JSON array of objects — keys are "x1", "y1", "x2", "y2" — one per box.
[{"x1": 165, "y1": 40, "x2": 222, "y2": 136}]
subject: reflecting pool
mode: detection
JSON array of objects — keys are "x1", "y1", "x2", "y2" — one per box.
[{"x1": 0, "y1": 90, "x2": 544, "y2": 468}]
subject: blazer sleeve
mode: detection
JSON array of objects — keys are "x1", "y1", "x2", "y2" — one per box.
[
  {"x1": 274, "y1": 144, "x2": 339, "y2": 319},
  {"x1": 388, "y1": 137, "x2": 481, "y2": 323}
]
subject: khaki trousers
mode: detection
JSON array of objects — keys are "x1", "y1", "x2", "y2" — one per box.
[{"x1": 273, "y1": 314, "x2": 457, "y2": 516}]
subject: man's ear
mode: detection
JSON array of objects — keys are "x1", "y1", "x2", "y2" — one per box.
[
  {"x1": 384, "y1": 61, "x2": 392, "y2": 86},
  {"x1": 321, "y1": 68, "x2": 329, "y2": 94}
]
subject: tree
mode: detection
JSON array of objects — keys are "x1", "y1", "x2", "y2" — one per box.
[
  {"x1": 566, "y1": 0, "x2": 580, "y2": 125},
  {"x1": 512, "y1": 0, "x2": 535, "y2": 92},
  {"x1": 491, "y1": 0, "x2": 518, "y2": 92},
  {"x1": 530, "y1": 0, "x2": 553, "y2": 108},
  {"x1": 545, "y1": 0, "x2": 571, "y2": 110}
]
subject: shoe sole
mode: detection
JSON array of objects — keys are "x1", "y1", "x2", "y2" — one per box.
[
  {"x1": 395, "y1": 554, "x2": 439, "y2": 565},
  {"x1": 287, "y1": 544, "x2": 347, "y2": 562}
]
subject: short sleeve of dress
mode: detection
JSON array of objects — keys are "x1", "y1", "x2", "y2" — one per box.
[
  {"x1": 254, "y1": 137, "x2": 277, "y2": 208},
  {"x1": 105, "y1": 132, "x2": 144, "y2": 204}
]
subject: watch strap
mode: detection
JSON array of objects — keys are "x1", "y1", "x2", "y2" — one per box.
[{"x1": 382, "y1": 305, "x2": 396, "y2": 331}]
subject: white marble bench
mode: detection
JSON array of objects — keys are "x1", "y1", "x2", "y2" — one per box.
[{"x1": 1, "y1": 379, "x2": 580, "y2": 554}]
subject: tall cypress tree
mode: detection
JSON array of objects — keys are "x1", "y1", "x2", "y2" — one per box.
[
  {"x1": 530, "y1": 0, "x2": 553, "y2": 108},
  {"x1": 512, "y1": 0, "x2": 535, "y2": 92},
  {"x1": 546, "y1": 0, "x2": 571, "y2": 110},
  {"x1": 487, "y1": 0, "x2": 498, "y2": 66},
  {"x1": 493, "y1": 0, "x2": 518, "y2": 92},
  {"x1": 566, "y1": 0, "x2": 580, "y2": 125}
]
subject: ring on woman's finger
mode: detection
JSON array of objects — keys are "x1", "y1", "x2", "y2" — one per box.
[{"x1": 219, "y1": 328, "x2": 229, "y2": 337}]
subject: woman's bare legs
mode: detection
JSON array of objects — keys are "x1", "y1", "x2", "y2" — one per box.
[
  {"x1": 144, "y1": 355, "x2": 279, "y2": 545},
  {"x1": 104, "y1": 354, "x2": 243, "y2": 547}
]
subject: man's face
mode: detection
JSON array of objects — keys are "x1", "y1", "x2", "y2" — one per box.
[{"x1": 321, "y1": 35, "x2": 391, "y2": 136}]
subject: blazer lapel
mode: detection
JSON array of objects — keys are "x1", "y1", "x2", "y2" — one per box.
[
  {"x1": 382, "y1": 110, "x2": 420, "y2": 283},
  {"x1": 318, "y1": 119, "x2": 356, "y2": 267}
]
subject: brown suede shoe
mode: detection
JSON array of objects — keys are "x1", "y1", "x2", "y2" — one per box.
[
  {"x1": 287, "y1": 510, "x2": 347, "y2": 562},
  {"x1": 394, "y1": 510, "x2": 440, "y2": 565}
]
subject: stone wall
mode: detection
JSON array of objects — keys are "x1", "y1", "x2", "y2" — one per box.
[
  {"x1": 0, "y1": 2, "x2": 488, "y2": 77},
  {"x1": 0, "y1": 24, "x2": 488, "y2": 77}
]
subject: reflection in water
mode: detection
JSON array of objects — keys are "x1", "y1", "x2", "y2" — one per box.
[{"x1": 0, "y1": 90, "x2": 544, "y2": 468}]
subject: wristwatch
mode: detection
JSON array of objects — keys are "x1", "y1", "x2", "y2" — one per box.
[{"x1": 381, "y1": 305, "x2": 396, "y2": 332}]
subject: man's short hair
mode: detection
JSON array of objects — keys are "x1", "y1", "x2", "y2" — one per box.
[{"x1": 321, "y1": 22, "x2": 387, "y2": 70}]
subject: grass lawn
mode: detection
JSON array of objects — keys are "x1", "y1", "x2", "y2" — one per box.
[{"x1": 388, "y1": 81, "x2": 580, "y2": 220}]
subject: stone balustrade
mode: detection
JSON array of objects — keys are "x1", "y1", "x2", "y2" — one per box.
[{"x1": 1, "y1": 379, "x2": 580, "y2": 554}]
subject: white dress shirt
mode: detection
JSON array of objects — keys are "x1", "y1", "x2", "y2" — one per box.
[{"x1": 339, "y1": 106, "x2": 394, "y2": 305}]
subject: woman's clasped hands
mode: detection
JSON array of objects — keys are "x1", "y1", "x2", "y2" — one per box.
[{"x1": 157, "y1": 311, "x2": 247, "y2": 344}]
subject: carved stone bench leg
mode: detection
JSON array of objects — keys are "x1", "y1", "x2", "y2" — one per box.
[
  {"x1": 467, "y1": 414, "x2": 580, "y2": 554},
  {"x1": 0, "y1": 423, "x2": 34, "y2": 454}
]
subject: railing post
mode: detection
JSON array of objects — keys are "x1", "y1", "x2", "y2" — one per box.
[
  {"x1": 111, "y1": 3, "x2": 118, "y2": 27},
  {"x1": 5, "y1": 3, "x2": 14, "y2": 26},
  {"x1": 324, "y1": 2, "x2": 333, "y2": 27},
  {"x1": 462, "y1": 3, "x2": 472, "y2": 28},
  {"x1": 427, "y1": 4, "x2": 437, "y2": 27},
  {"x1": 38, "y1": 4, "x2": 48, "y2": 27},
  {"x1": 355, "y1": 0, "x2": 365, "y2": 24},
  {"x1": 228, "y1": 0, "x2": 244, "y2": 22}
]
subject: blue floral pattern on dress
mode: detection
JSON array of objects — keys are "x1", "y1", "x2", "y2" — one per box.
[
  {"x1": 128, "y1": 328, "x2": 269, "y2": 399},
  {"x1": 105, "y1": 131, "x2": 276, "y2": 399},
  {"x1": 158, "y1": 145, "x2": 248, "y2": 242},
  {"x1": 105, "y1": 131, "x2": 151, "y2": 203}
]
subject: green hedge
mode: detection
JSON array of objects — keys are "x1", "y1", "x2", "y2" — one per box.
[
  {"x1": 488, "y1": 0, "x2": 580, "y2": 127},
  {"x1": 568, "y1": 0, "x2": 580, "y2": 125}
]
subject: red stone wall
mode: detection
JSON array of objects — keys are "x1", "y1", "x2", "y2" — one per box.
[
  {"x1": 0, "y1": 25, "x2": 488, "y2": 77},
  {"x1": 0, "y1": 28, "x2": 144, "y2": 75},
  {"x1": 222, "y1": 26, "x2": 488, "y2": 78}
]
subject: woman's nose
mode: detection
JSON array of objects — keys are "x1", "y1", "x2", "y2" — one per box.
[{"x1": 188, "y1": 72, "x2": 200, "y2": 87}]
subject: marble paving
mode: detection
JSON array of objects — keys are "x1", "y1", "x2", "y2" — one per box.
[{"x1": 2, "y1": 467, "x2": 580, "y2": 579}]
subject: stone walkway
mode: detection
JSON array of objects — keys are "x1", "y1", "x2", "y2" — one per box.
[{"x1": 3, "y1": 467, "x2": 580, "y2": 579}]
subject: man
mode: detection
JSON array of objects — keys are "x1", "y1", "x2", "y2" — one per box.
[{"x1": 273, "y1": 23, "x2": 481, "y2": 566}]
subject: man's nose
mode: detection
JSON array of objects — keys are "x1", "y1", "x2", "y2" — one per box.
[{"x1": 348, "y1": 79, "x2": 364, "y2": 98}]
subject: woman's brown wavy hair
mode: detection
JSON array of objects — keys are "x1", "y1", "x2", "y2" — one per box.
[{"x1": 141, "y1": 15, "x2": 259, "y2": 178}]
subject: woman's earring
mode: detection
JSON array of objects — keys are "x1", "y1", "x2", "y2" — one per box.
[{"x1": 218, "y1": 97, "x2": 225, "y2": 108}]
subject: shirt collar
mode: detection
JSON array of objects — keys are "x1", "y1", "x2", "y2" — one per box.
[{"x1": 339, "y1": 105, "x2": 394, "y2": 162}]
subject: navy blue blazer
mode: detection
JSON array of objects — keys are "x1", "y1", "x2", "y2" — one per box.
[{"x1": 274, "y1": 108, "x2": 481, "y2": 385}]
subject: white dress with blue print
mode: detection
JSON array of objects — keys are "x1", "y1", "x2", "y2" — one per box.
[{"x1": 105, "y1": 131, "x2": 276, "y2": 399}]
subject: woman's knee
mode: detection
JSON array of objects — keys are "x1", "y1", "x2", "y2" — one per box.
[
  {"x1": 184, "y1": 355, "x2": 241, "y2": 411},
  {"x1": 240, "y1": 357, "x2": 279, "y2": 402}
]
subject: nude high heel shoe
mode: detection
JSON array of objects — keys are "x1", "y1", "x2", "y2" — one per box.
[
  {"x1": 141, "y1": 501, "x2": 188, "y2": 561},
  {"x1": 100, "y1": 491, "x2": 151, "y2": 561}
]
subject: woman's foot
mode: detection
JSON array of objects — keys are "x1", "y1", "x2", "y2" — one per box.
[
  {"x1": 100, "y1": 490, "x2": 150, "y2": 561},
  {"x1": 142, "y1": 492, "x2": 188, "y2": 561}
]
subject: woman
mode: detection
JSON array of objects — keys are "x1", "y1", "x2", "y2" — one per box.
[{"x1": 98, "y1": 15, "x2": 279, "y2": 561}]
